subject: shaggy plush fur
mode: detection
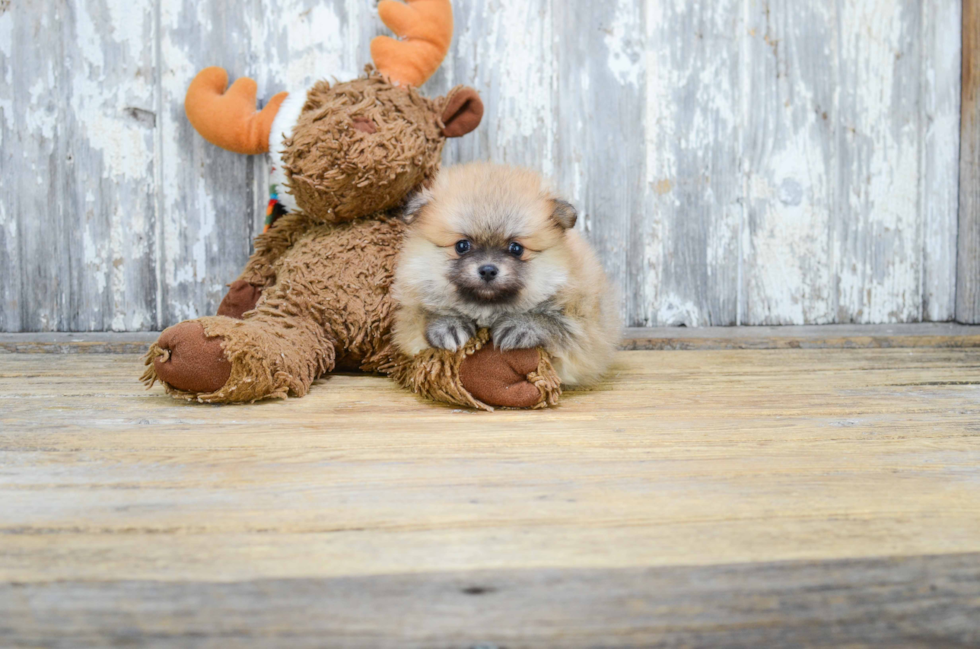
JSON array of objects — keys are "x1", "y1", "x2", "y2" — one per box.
[
  {"x1": 145, "y1": 217, "x2": 403, "y2": 402},
  {"x1": 283, "y1": 73, "x2": 446, "y2": 223},
  {"x1": 388, "y1": 328, "x2": 562, "y2": 411},
  {"x1": 142, "y1": 69, "x2": 561, "y2": 410}
]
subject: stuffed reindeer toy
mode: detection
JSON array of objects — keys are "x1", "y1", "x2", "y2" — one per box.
[{"x1": 142, "y1": 0, "x2": 563, "y2": 410}]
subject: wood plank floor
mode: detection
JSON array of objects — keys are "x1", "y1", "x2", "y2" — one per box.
[{"x1": 2, "y1": 348, "x2": 979, "y2": 647}]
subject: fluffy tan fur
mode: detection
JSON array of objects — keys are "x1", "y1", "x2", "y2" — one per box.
[{"x1": 393, "y1": 163, "x2": 621, "y2": 387}]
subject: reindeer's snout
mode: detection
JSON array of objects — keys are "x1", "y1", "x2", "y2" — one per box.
[{"x1": 352, "y1": 117, "x2": 377, "y2": 134}]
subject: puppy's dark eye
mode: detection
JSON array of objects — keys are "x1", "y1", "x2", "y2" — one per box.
[
  {"x1": 455, "y1": 240, "x2": 472, "y2": 255},
  {"x1": 508, "y1": 242, "x2": 524, "y2": 257}
]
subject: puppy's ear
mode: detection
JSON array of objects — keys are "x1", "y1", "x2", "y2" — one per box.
[
  {"x1": 400, "y1": 188, "x2": 432, "y2": 225},
  {"x1": 552, "y1": 199, "x2": 578, "y2": 230}
]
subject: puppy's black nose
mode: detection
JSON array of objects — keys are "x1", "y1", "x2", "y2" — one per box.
[{"x1": 478, "y1": 264, "x2": 499, "y2": 282}]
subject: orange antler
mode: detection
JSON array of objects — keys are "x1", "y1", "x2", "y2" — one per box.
[
  {"x1": 184, "y1": 67, "x2": 288, "y2": 155},
  {"x1": 371, "y1": 0, "x2": 453, "y2": 87}
]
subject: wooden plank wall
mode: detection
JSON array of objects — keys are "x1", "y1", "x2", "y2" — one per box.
[
  {"x1": 959, "y1": 0, "x2": 980, "y2": 324},
  {"x1": 0, "y1": 0, "x2": 964, "y2": 332}
]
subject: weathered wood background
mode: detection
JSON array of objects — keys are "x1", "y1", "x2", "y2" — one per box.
[
  {"x1": 960, "y1": 0, "x2": 980, "y2": 323},
  {"x1": 0, "y1": 0, "x2": 965, "y2": 331}
]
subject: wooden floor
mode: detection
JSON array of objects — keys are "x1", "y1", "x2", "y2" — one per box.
[{"x1": 2, "y1": 344, "x2": 980, "y2": 647}]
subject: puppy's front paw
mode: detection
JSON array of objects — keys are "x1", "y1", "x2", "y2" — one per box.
[
  {"x1": 425, "y1": 316, "x2": 477, "y2": 352},
  {"x1": 492, "y1": 315, "x2": 549, "y2": 351}
]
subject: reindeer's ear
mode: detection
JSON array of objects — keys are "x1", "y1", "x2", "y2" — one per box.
[
  {"x1": 552, "y1": 199, "x2": 578, "y2": 230},
  {"x1": 401, "y1": 188, "x2": 432, "y2": 224},
  {"x1": 441, "y1": 86, "x2": 484, "y2": 138}
]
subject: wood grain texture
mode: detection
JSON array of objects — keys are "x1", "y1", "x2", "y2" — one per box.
[
  {"x1": 0, "y1": 0, "x2": 158, "y2": 332},
  {"x1": 0, "y1": 0, "x2": 966, "y2": 331},
  {"x1": 0, "y1": 331, "x2": 158, "y2": 353},
  {"x1": 835, "y1": 0, "x2": 922, "y2": 323},
  {"x1": 921, "y1": 0, "x2": 963, "y2": 322},
  {"x1": 554, "y1": 0, "x2": 646, "y2": 326},
  {"x1": 643, "y1": 0, "x2": 743, "y2": 327},
  {"x1": 959, "y1": 0, "x2": 980, "y2": 323},
  {"x1": 3, "y1": 554, "x2": 978, "y2": 647},
  {"x1": 156, "y1": 0, "x2": 259, "y2": 326},
  {"x1": 620, "y1": 322, "x2": 980, "y2": 350},
  {"x1": 446, "y1": 0, "x2": 556, "y2": 169},
  {"x1": 1, "y1": 348, "x2": 979, "y2": 644},
  {"x1": 743, "y1": 0, "x2": 962, "y2": 325},
  {"x1": 742, "y1": 0, "x2": 838, "y2": 326}
]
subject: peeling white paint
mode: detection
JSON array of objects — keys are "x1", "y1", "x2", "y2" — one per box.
[
  {"x1": 259, "y1": 1, "x2": 348, "y2": 90},
  {"x1": 0, "y1": 11, "x2": 13, "y2": 59},
  {"x1": 73, "y1": 0, "x2": 105, "y2": 69},
  {"x1": 105, "y1": 0, "x2": 150, "y2": 63},
  {"x1": 460, "y1": 0, "x2": 556, "y2": 176},
  {"x1": 0, "y1": 0, "x2": 966, "y2": 331},
  {"x1": 919, "y1": 0, "x2": 961, "y2": 321},
  {"x1": 656, "y1": 293, "x2": 702, "y2": 327},
  {"x1": 834, "y1": 0, "x2": 922, "y2": 323},
  {"x1": 0, "y1": 192, "x2": 12, "y2": 239},
  {"x1": 747, "y1": 130, "x2": 834, "y2": 325},
  {"x1": 642, "y1": 0, "x2": 675, "y2": 324},
  {"x1": 741, "y1": 0, "x2": 837, "y2": 325},
  {"x1": 80, "y1": 110, "x2": 154, "y2": 180},
  {"x1": 83, "y1": 224, "x2": 109, "y2": 296},
  {"x1": 643, "y1": 0, "x2": 743, "y2": 325},
  {"x1": 605, "y1": 0, "x2": 642, "y2": 88},
  {"x1": 53, "y1": 0, "x2": 159, "y2": 331},
  {"x1": 24, "y1": 79, "x2": 57, "y2": 140},
  {"x1": 159, "y1": 0, "x2": 225, "y2": 323}
]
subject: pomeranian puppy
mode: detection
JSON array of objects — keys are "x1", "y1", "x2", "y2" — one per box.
[{"x1": 392, "y1": 162, "x2": 620, "y2": 387}]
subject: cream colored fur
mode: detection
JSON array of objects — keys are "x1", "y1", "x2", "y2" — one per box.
[{"x1": 393, "y1": 163, "x2": 621, "y2": 387}]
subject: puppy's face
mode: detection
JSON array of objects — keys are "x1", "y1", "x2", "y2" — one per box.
[
  {"x1": 446, "y1": 235, "x2": 526, "y2": 304},
  {"x1": 398, "y1": 164, "x2": 578, "y2": 317}
]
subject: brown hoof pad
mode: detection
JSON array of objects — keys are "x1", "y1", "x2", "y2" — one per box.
[
  {"x1": 459, "y1": 345, "x2": 543, "y2": 408},
  {"x1": 216, "y1": 280, "x2": 262, "y2": 319},
  {"x1": 153, "y1": 321, "x2": 232, "y2": 394}
]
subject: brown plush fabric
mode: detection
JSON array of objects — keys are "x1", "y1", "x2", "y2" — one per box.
[
  {"x1": 144, "y1": 218, "x2": 402, "y2": 403},
  {"x1": 386, "y1": 329, "x2": 493, "y2": 410},
  {"x1": 144, "y1": 70, "x2": 563, "y2": 410},
  {"x1": 143, "y1": 321, "x2": 231, "y2": 395},
  {"x1": 238, "y1": 212, "x2": 315, "y2": 288},
  {"x1": 283, "y1": 71, "x2": 445, "y2": 224},
  {"x1": 216, "y1": 279, "x2": 263, "y2": 319},
  {"x1": 459, "y1": 343, "x2": 559, "y2": 409},
  {"x1": 440, "y1": 87, "x2": 485, "y2": 138},
  {"x1": 386, "y1": 329, "x2": 561, "y2": 411}
]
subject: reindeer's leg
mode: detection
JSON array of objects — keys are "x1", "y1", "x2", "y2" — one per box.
[
  {"x1": 144, "y1": 308, "x2": 333, "y2": 403},
  {"x1": 146, "y1": 219, "x2": 336, "y2": 402},
  {"x1": 217, "y1": 212, "x2": 313, "y2": 318},
  {"x1": 217, "y1": 281, "x2": 264, "y2": 319},
  {"x1": 389, "y1": 329, "x2": 562, "y2": 410},
  {"x1": 146, "y1": 217, "x2": 404, "y2": 402}
]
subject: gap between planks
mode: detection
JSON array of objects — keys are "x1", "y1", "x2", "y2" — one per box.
[{"x1": 1, "y1": 323, "x2": 980, "y2": 354}]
